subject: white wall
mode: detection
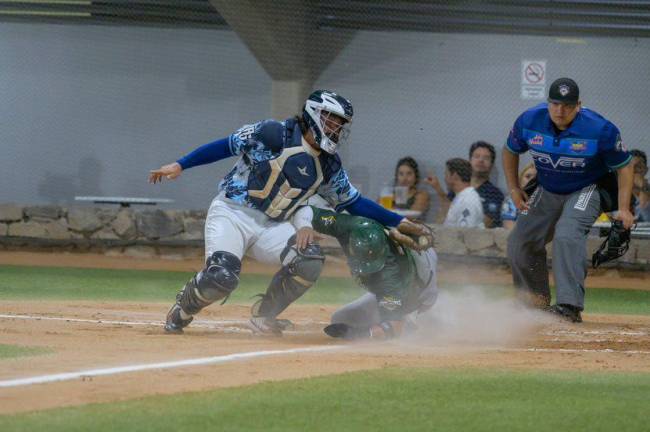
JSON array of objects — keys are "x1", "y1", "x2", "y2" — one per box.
[
  {"x1": 317, "y1": 32, "x2": 650, "y2": 216},
  {"x1": 0, "y1": 22, "x2": 271, "y2": 209},
  {"x1": 2, "y1": 23, "x2": 649, "y2": 213}
]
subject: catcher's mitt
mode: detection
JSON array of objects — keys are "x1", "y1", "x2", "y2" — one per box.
[{"x1": 388, "y1": 218, "x2": 434, "y2": 251}]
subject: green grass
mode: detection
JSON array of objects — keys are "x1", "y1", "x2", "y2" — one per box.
[
  {"x1": 0, "y1": 344, "x2": 51, "y2": 360},
  {"x1": 2, "y1": 368, "x2": 649, "y2": 431},
  {"x1": 1, "y1": 265, "x2": 649, "y2": 314},
  {"x1": 580, "y1": 288, "x2": 650, "y2": 315},
  {"x1": 0, "y1": 265, "x2": 364, "y2": 304}
]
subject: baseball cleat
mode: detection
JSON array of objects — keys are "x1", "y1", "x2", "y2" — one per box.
[
  {"x1": 248, "y1": 316, "x2": 284, "y2": 336},
  {"x1": 164, "y1": 304, "x2": 193, "y2": 333},
  {"x1": 323, "y1": 323, "x2": 371, "y2": 340},
  {"x1": 546, "y1": 304, "x2": 583, "y2": 323}
]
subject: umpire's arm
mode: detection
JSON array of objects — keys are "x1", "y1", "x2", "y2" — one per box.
[
  {"x1": 503, "y1": 149, "x2": 529, "y2": 211},
  {"x1": 616, "y1": 163, "x2": 635, "y2": 229}
]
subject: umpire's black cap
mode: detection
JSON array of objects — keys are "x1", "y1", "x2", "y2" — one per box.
[{"x1": 548, "y1": 78, "x2": 580, "y2": 104}]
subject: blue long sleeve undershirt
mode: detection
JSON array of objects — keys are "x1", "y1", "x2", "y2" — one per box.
[
  {"x1": 176, "y1": 140, "x2": 403, "y2": 227},
  {"x1": 342, "y1": 196, "x2": 404, "y2": 227},
  {"x1": 176, "y1": 137, "x2": 232, "y2": 170}
]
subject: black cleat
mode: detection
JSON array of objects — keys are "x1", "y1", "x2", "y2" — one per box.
[
  {"x1": 164, "y1": 304, "x2": 193, "y2": 333},
  {"x1": 323, "y1": 323, "x2": 371, "y2": 340},
  {"x1": 547, "y1": 304, "x2": 583, "y2": 323}
]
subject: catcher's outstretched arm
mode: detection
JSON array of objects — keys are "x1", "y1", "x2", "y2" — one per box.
[
  {"x1": 176, "y1": 137, "x2": 233, "y2": 170},
  {"x1": 342, "y1": 196, "x2": 403, "y2": 227}
]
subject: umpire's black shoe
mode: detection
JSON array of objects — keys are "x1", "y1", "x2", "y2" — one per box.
[
  {"x1": 164, "y1": 304, "x2": 193, "y2": 333},
  {"x1": 547, "y1": 304, "x2": 583, "y2": 323}
]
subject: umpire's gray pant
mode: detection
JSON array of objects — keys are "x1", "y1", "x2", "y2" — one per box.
[{"x1": 507, "y1": 184, "x2": 601, "y2": 310}]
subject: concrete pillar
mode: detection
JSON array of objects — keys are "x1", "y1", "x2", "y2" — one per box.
[
  {"x1": 209, "y1": 0, "x2": 353, "y2": 117},
  {"x1": 271, "y1": 79, "x2": 310, "y2": 120}
]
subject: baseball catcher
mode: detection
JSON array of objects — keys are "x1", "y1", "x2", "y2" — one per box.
[{"x1": 151, "y1": 90, "x2": 431, "y2": 335}]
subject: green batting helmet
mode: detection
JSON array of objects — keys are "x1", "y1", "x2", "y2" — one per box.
[{"x1": 347, "y1": 220, "x2": 388, "y2": 275}]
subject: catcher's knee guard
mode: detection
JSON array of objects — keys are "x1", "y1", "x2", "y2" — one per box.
[
  {"x1": 178, "y1": 251, "x2": 241, "y2": 315},
  {"x1": 253, "y1": 235, "x2": 325, "y2": 319}
]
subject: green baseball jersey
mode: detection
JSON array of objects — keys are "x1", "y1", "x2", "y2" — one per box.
[{"x1": 310, "y1": 206, "x2": 418, "y2": 321}]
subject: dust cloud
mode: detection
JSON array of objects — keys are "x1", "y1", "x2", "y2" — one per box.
[{"x1": 405, "y1": 286, "x2": 552, "y2": 348}]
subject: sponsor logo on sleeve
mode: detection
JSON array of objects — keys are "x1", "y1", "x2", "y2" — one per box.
[
  {"x1": 528, "y1": 134, "x2": 544, "y2": 146},
  {"x1": 321, "y1": 215, "x2": 335, "y2": 226}
]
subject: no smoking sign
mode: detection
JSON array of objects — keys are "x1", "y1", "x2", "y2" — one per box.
[
  {"x1": 524, "y1": 63, "x2": 545, "y2": 84},
  {"x1": 521, "y1": 60, "x2": 547, "y2": 100}
]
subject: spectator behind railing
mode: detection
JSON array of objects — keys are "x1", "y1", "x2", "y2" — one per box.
[
  {"x1": 631, "y1": 149, "x2": 650, "y2": 222},
  {"x1": 501, "y1": 162, "x2": 537, "y2": 230},
  {"x1": 392, "y1": 156, "x2": 430, "y2": 218},
  {"x1": 439, "y1": 158, "x2": 485, "y2": 228},
  {"x1": 468, "y1": 141, "x2": 506, "y2": 228}
]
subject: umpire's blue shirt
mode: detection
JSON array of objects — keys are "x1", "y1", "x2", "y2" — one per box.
[{"x1": 506, "y1": 103, "x2": 631, "y2": 194}]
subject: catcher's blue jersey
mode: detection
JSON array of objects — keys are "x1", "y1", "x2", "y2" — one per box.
[
  {"x1": 506, "y1": 104, "x2": 631, "y2": 194},
  {"x1": 220, "y1": 118, "x2": 360, "y2": 220}
]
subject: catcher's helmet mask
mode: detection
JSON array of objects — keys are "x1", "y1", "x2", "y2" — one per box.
[
  {"x1": 592, "y1": 220, "x2": 632, "y2": 268},
  {"x1": 303, "y1": 90, "x2": 353, "y2": 154}
]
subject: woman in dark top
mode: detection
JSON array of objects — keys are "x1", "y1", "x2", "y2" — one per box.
[{"x1": 393, "y1": 157, "x2": 430, "y2": 217}]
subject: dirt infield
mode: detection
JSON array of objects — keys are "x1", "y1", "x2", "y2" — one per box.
[
  {"x1": 1, "y1": 252, "x2": 649, "y2": 414},
  {"x1": 1, "y1": 300, "x2": 650, "y2": 415}
]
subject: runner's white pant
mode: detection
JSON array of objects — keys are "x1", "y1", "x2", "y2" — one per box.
[{"x1": 204, "y1": 196, "x2": 295, "y2": 265}]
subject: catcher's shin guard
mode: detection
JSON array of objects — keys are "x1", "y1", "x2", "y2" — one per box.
[
  {"x1": 166, "y1": 251, "x2": 241, "y2": 332},
  {"x1": 253, "y1": 235, "x2": 324, "y2": 320}
]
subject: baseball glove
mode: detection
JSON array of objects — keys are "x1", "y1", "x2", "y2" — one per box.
[{"x1": 388, "y1": 218, "x2": 434, "y2": 251}]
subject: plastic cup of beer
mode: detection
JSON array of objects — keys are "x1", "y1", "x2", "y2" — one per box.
[
  {"x1": 380, "y1": 185, "x2": 394, "y2": 209},
  {"x1": 394, "y1": 186, "x2": 408, "y2": 206}
]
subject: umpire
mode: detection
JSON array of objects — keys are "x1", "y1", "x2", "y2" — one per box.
[{"x1": 503, "y1": 78, "x2": 634, "y2": 322}]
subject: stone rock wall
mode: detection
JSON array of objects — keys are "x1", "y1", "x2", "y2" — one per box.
[{"x1": 0, "y1": 204, "x2": 648, "y2": 268}]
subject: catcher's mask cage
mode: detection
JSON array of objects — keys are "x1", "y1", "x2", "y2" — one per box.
[
  {"x1": 592, "y1": 220, "x2": 632, "y2": 268},
  {"x1": 303, "y1": 90, "x2": 353, "y2": 154}
]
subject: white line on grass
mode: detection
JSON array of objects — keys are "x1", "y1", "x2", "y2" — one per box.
[
  {"x1": 0, "y1": 314, "x2": 327, "y2": 332},
  {"x1": 0, "y1": 345, "x2": 344, "y2": 389}
]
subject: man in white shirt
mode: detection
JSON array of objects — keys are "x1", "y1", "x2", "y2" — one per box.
[{"x1": 443, "y1": 158, "x2": 485, "y2": 228}]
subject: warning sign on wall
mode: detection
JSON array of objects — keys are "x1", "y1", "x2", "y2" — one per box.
[{"x1": 521, "y1": 60, "x2": 546, "y2": 100}]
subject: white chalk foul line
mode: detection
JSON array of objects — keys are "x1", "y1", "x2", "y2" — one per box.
[
  {"x1": 507, "y1": 347, "x2": 650, "y2": 355},
  {"x1": 0, "y1": 314, "x2": 328, "y2": 331},
  {"x1": 0, "y1": 345, "x2": 343, "y2": 389},
  {"x1": 0, "y1": 313, "x2": 248, "y2": 328}
]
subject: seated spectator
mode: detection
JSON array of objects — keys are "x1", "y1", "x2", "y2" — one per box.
[
  {"x1": 440, "y1": 158, "x2": 484, "y2": 228},
  {"x1": 468, "y1": 141, "x2": 505, "y2": 227},
  {"x1": 426, "y1": 141, "x2": 505, "y2": 227},
  {"x1": 393, "y1": 156, "x2": 430, "y2": 217},
  {"x1": 502, "y1": 163, "x2": 537, "y2": 230},
  {"x1": 631, "y1": 149, "x2": 650, "y2": 222}
]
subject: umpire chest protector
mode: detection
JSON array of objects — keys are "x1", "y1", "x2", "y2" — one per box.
[{"x1": 246, "y1": 119, "x2": 342, "y2": 220}]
